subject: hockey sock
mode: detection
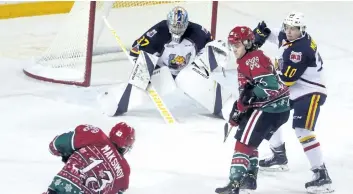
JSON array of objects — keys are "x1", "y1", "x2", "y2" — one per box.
[
  {"x1": 269, "y1": 127, "x2": 285, "y2": 148},
  {"x1": 295, "y1": 128, "x2": 324, "y2": 168},
  {"x1": 229, "y1": 141, "x2": 254, "y2": 181},
  {"x1": 248, "y1": 149, "x2": 259, "y2": 173}
]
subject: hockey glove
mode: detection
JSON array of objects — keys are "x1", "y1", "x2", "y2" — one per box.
[
  {"x1": 228, "y1": 100, "x2": 245, "y2": 127},
  {"x1": 49, "y1": 137, "x2": 61, "y2": 157},
  {"x1": 229, "y1": 110, "x2": 243, "y2": 127},
  {"x1": 253, "y1": 21, "x2": 271, "y2": 48},
  {"x1": 61, "y1": 154, "x2": 70, "y2": 163},
  {"x1": 238, "y1": 82, "x2": 256, "y2": 111},
  {"x1": 117, "y1": 190, "x2": 125, "y2": 194}
]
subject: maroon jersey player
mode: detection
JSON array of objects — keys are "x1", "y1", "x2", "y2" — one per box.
[
  {"x1": 215, "y1": 26, "x2": 290, "y2": 194},
  {"x1": 43, "y1": 122, "x2": 135, "y2": 194}
]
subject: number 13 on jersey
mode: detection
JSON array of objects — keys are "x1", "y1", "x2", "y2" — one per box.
[{"x1": 81, "y1": 158, "x2": 113, "y2": 192}]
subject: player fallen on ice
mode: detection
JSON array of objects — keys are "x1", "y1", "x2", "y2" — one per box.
[
  {"x1": 99, "y1": 6, "x2": 236, "y2": 121},
  {"x1": 43, "y1": 122, "x2": 135, "y2": 194},
  {"x1": 215, "y1": 26, "x2": 291, "y2": 194},
  {"x1": 253, "y1": 12, "x2": 333, "y2": 193}
]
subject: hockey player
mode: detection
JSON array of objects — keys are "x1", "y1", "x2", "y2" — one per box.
[
  {"x1": 43, "y1": 122, "x2": 135, "y2": 194},
  {"x1": 100, "y1": 6, "x2": 236, "y2": 121},
  {"x1": 215, "y1": 26, "x2": 290, "y2": 194},
  {"x1": 253, "y1": 12, "x2": 333, "y2": 193},
  {"x1": 129, "y1": 6, "x2": 212, "y2": 77}
]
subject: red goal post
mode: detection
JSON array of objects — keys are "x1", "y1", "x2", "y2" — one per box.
[{"x1": 23, "y1": 1, "x2": 219, "y2": 87}]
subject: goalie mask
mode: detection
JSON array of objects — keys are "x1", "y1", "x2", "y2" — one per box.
[
  {"x1": 109, "y1": 122, "x2": 136, "y2": 155},
  {"x1": 167, "y1": 6, "x2": 189, "y2": 42}
]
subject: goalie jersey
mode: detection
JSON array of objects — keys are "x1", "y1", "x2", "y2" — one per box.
[
  {"x1": 267, "y1": 29, "x2": 327, "y2": 100},
  {"x1": 129, "y1": 20, "x2": 212, "y2": 76}
]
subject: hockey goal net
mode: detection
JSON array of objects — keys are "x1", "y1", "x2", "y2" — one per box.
[{"x1": 23, "y1": 1, "x2": 219, "y2": 87}]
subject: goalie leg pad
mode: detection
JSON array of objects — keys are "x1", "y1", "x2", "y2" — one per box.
[
  {"x1": 128, "y1": 51, "x2": 159, "y2": 90},
  {"x1": 175, "y1": 65, "x2": 232, "y2": 118},
  {"x1": 97, "y1": 83, "x2": 150, "y2": 116},
  {"x1": 220, "y1": 95, "x2": 237, "y2": 121},
  {"x1": 150, "y1": 66, "x2": 177, "y2": 96}
]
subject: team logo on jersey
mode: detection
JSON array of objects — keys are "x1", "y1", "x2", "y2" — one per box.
[
  {"x1": 169, "y1": 53, "x2": 191, "y2": 69},
  {"x1": 146, "y1": 29, "x2": 157, "y2": 38},
  {"x1": 171, "y1": 55, "x2": 186, "y2": 65},
  {"x1": 289, "y1": 51, "x2": 302, "y2": 63},
  {"x1": 245, "y1": 56, "x2": 260, "y2": 70}
]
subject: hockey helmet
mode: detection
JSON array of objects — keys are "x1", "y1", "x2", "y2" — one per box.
[
  {"x1": 167, "y1": 6, "x2": 189, "y2": 37},
  {"x1": 109, "y1": 122, "x2": 136, "y2": 155},
  {"x1": 228, "y1": 26, "x2": 255, "y2": 50},
  {"x1": 283, "y1": 12, "x2": 306, "y2": 33}
]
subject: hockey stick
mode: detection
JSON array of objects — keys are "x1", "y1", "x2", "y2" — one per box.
[
  {"x1": 102, "y1": 16, "x2": 177, "y2": 124},
  {"x1": 223, "y1": 123, "x2": 235, "y2": 142}
]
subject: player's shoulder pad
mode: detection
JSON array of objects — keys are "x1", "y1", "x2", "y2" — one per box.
[
  {"x1": 183, "y1": 22, "x2": 212, "y2": 52},
  {"x1": 249, "y1": 50, "x2": 273, "y2": 68},
  {"x1": 130, "y1": 20, "x2": 171, "y2": 56},
  {"x1": 251, "y1": 50, "x2": 269, "y2": 60},
  {"x1": 75, "y1": 124, "x2": 103, "y2": 134},
  {"x1": 74, "y1": 124, "x2": 109, "y2": 145},
  {"x1": 146, "y1": 20, "x2": 170, "y2": 41},
  {"x1": 284, "y1": 33, "x2": 316, "y2": 65},
  {"x1": 291, "y1": 34, "x2": 315, "y2": 53},
  {"x1": 302, "y1": 33, "x2": 318, "y2": 53}
]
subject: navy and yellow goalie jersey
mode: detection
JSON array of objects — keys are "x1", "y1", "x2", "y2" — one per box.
[
  {"x1": 266, "y1": 29, "x2": 327, "y2": 100},
  {"x1": 129, "y1": 20, "x2": 212, "y2": 76}
]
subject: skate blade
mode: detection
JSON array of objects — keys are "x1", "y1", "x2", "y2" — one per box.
[
  {"x1": 239, "y1": 189, "x2": 254, "y2": 194},
  {"x1": 306, "y1": 183, "x2": 334, "y2": 194},
  {"x1": 259, "y1": 164, "x2": 289, "y2": 172}
]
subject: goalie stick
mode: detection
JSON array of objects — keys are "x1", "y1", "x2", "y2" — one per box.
[{"x1": 102, "y1": 16, "x2": 176, "y2": 124}]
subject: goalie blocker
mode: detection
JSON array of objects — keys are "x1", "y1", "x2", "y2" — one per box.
[{"x1": 98, "y1": 41, "x2": 236, "y2": 121}]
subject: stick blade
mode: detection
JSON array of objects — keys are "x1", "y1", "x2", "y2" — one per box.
[{"x1": 223, "y1": 123, "x2": 230, "y2": 143}]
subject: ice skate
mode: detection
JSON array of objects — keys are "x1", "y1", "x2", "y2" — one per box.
[
  {"x1": 305, "y1": 164, "x2": 334, "y2": 194},
  {"x1": 259, "y1": 143, "x2": 289, "y2": 171}
]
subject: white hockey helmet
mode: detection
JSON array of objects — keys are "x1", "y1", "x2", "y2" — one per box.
[{"x1": 283, "y1": 12, "x2": 306, "y2": 33}]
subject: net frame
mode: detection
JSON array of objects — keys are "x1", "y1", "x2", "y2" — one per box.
[{"x1": 23, "y1": 1, "x2": 219, "y2": 87}]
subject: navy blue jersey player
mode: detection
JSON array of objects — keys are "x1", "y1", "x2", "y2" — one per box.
[
  {"x1": 253, "y1": 12, "x2": 333, "y2": 193},
  {"x1": 100, "y1": 6, "x2": 232, "y2": 119},
  {"x1": 129, "y1": 6, "x2": 212, "y2": 76}
]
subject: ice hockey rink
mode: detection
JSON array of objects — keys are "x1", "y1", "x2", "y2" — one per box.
[{"x1": 0, "y1": 1, "x2": 352, "y2": 194}]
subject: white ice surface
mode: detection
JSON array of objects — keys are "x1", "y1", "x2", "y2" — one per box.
[{"x1": 0, "y1": 1, "x2": 352, "y2": 194}]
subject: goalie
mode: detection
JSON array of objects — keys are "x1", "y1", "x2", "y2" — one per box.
[
  {"x1": 99, "y1": 6, "x2": 236, "y2": 121},
  {"x1": 129, "y1": 6, "x2": 212, "y2": 77}
]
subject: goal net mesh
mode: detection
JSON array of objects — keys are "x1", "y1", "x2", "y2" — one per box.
[{"x1": 23, "y1": 1, "x2": 216, "y2": 86}]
